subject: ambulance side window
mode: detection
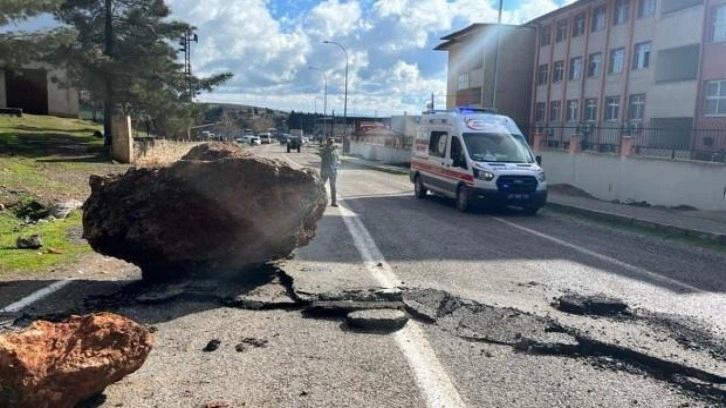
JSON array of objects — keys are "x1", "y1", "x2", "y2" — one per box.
[
  {"x1": 450, "y1": 137, "x2": 467, "y2": 169},
  {"x1": 428, "y1": 131, "x2": 448, "y2": 158}
]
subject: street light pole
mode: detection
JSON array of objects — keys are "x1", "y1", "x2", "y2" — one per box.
[
  {"x1": 309, "y1": 66, "x2": 328, "y2": 140},
  {"x1": 492, "y1": 0, "x2": 503, "y2": 108},
  {"x1": 323, "y1": 40, "x2": 349, "y2": 152}
]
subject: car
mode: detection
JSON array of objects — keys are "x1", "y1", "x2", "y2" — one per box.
[
  {"x1": 286, "y1": 136, "x2": 302, "y2": 153},
  {"x1": 248, "y1": 136, "x2": 262, "y2": 145},
  {"x1": 279, "y1": 134, "x2": 290, "y2": 145},
  {"x1": 258, "y1": 133, "x2": 272, "y2": 144},
  {"x1": 239, "y1": 135, "x2": 261, "y2": 145}
]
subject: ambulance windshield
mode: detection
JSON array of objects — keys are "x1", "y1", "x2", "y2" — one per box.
[{"x1": 462, "y1": 132, "x2": 534, "y2": 163}]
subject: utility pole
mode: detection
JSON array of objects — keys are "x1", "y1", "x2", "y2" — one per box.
[{"x1": 179, "y1": 31, "x2": 198, "y2": 101}]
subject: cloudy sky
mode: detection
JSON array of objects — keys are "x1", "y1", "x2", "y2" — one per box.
[{"x1": 10, "y1": 0, "x2": 577, "y2": 116}]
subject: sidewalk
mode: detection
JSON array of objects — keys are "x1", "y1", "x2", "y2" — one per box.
[{"x1": 342, "y1": 155, "x2": 726, "y2": 246}]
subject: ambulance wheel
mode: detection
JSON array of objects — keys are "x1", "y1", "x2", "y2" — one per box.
[
  {"x1": 414, "y1": 176, "x2": 427, "y2": 198},
  {"x1": 456, "y1": 185, "x2": 471, "y2": 213}
]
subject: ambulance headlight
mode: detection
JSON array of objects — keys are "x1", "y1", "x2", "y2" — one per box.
[
  {"x1": 537, "y1": 171, "x2": 546, "y2": 182},
  {"x1": 474, "y1": 169, "x2": 495, "y2": 181}
]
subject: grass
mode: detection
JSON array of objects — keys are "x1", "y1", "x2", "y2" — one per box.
[
  {"x1": 0, "y1": 114, "x2": 129, "y2": 275},
  {"x1": 0, "y1": 211, "x2": 91, "y2": 274}
]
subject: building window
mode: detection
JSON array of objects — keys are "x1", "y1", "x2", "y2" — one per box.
[
  {"x1": 573, "y1": 13, "x2": 586, "y2": 37},
  {"x1": 655, "y1": 45, "x2": 700, "y2": 83},
  {"x1": 713, "y1": 5, "x2": 726, "y2": 42},
  {"x1": 637, "y1": 0, "x2": 656, "y2": 18},
  {"x1": 569, "y1": 57, "x2": 583, "y2": 80},
  {"x1": 566, "y1": 100, "x2": 579, "y2": 122},
  {"x1": 662, "y1": 0, "x2": 704, "y2": 15},
  {"x1": 585, "y1": 99, "x2": 598, "y2": 121},
  {"x1": 535, "y1": 102, "x2": 546, "y2": 122},
  {"x1": 537, "y1": 64, "x2": 549, "y2": 85},
  {"x1": 613, "y1": 0, "x2": 630, "y2": 25},
  {"x1": 588, "y1": 53, "x2": 602, "y2": 77},
  {"x1": 556, "y1": 21, "x2": 568, "y2": 42},
  {"x1": 553, "y1": 61, "x2": 564, "y2": 83},
  {"x1": 540, "y1": 25, "x2": 551, "y2": 46},
  {"x1": 632, "y1": 42, "x2": 651, "y2": 70},
  {"x1": 605, "y1": 96, "x2": 620, "y2": 121},
  {"x1": 609, "y1": 48, "x2": 625, "y2": 74},
  {"x1": 458, "y1": 73, "x2": 469, "y2": 90},
  {"x1": 705, "y1": 79, "x2": 726, "y2": 116},
  {"x1": 549, "y1": 101, "x2": 562, "y2": 122},
  {"x1": 628, "y1": 94, "x2": 646, "y2": 120},
  {"x1": 592, "y1": 6, "x2": 606, "y2": 32}
]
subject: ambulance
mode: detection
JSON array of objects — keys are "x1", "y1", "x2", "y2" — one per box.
[{"x1": 410, "y1": 107, "x2": 547, "y2": 213}]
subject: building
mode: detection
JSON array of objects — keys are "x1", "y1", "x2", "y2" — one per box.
[
  {"x1": 0, "y1": 64, "x2": 79, "y2": 117},
  {"x1": 437, "y1": 0, "x2": 726, "y2": 160},
  {"x1": 434, "y1": 24, "x2": 537, "y2": 135}
]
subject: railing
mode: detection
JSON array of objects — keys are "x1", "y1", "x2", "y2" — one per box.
[{"x1": 530, "y1": 122, "x2": 726, "y2": 163}]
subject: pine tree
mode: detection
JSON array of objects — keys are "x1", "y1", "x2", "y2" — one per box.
[
  {"x1": 0, "y1": 0, "x2": 73, "y2": 68},
  {"x1": 53, "y1": 0, "x2": 232, "y2": 143}
]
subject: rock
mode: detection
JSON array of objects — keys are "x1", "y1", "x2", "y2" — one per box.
[
  {"x1": 0, "y1": 203, "x2": 5, "y2": 212},
  {"x1": 203, "y1": 339, "x2": 221, "y2": 352},
  {"x1": 16, "y1": 234, "x2": 43, "y2": 249},
  {"x1": 0, "y1": 313, "x2": 153, "y2": 408},
  {"x1": 346, "y1": 309, "x2": 409, "y2": 332},
  {"x1": 82, "y1": 142, "x2": 327, "y2": 281},
  {"x1": 49, "y1": 199, "x2": 83, "y2": 219}
]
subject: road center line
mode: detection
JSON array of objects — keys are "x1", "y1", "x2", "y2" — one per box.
[
  {"x1": 1, "y1": 279, "x2": 73, "y2": 313},
  {"x1": 337, "y1": 202, "x2": 467, "y2": 408},
  {"x1": 493, "y1": 217, "x2": 702, "y2": 293}
]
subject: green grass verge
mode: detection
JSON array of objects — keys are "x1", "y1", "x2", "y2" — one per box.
[
  {"x1": 0, "y1": 211, "x2": 91, "y2": 275},
  {"x1": 0, "y1": 114, "x2": 122, "y2": 275}
]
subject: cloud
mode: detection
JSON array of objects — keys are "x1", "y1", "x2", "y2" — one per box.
[{"x1": 164, "y1": 0, "x2": 573, "y2": 115}]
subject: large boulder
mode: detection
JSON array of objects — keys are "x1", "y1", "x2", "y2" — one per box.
[
  {"x1": 0, "y1": 313, "x2": 153, "y2": 408},
  {"x1": 83, "y1": 142, "x2": 327, "y2": 281}
]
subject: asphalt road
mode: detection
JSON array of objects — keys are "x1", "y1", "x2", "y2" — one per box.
[{"x1": 1, "y1": 142, "x2": 725, "y2": 408}]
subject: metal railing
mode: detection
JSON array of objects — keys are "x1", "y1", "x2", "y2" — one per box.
[{"x1": 530, "y1": 122, "x2": 726, "y2": 163}]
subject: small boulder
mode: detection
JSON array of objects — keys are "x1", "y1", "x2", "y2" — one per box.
[
  {"x1": 16, "y1": 234, "x2": 42, "y2": 249},
  {"x1": 0, "y1": 313, "x2": 153, "y2": 408}
]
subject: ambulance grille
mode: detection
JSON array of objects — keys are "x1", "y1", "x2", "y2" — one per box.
[{"x1": 496, "y1": 176, "x2": 538, "y2": 193}]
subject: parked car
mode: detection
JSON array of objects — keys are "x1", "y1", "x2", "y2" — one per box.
[
  {"x1": 258, "y1": 133, "x2": 272, "y2": 144},
  {"x1": 239, "y1": 135, "x2": 261, "y2": 145},
  {"x1": 249, "y1": 136, "x2": 262, "y2": 145}
]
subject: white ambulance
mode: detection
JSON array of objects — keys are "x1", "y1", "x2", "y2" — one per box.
[{"x1": 410, "y1": 108, "x2": 547, "y2": 213}]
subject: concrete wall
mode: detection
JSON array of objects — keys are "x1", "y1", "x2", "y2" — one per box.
[
  {"x1": 350, "y1": 141, "x2": 411, "y2": 164},
  {"x1": 539, "y1": 149, "x2": 726, "y2": 210},
  {"x1": 46, "y1": 68, "x2": 79, "y2": 118}
]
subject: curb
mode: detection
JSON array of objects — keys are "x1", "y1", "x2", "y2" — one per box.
[{"x1": 546, "y1": 202, "x2": 726, "y2": 246}]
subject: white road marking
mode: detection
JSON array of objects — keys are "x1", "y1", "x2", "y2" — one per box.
[
  {"x1": 492, "y1": 217, "x2": 703, "y2": 293},
  {"x1": 337, "y1": 203, "x2": 467, "y2": 408},
  {"x1": 283, "y1": 151, "x2": 466, "y2": 406},
  {"x1": 1, "y1": 279, "x2": 73, "y2": 313}
]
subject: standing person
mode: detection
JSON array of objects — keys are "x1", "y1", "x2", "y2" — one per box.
[{"x1": 319, "y1": 137, "x2": 340, "y2": 207}]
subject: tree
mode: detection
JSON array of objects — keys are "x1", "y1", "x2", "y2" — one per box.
[
  {"x1": 0, "y1": 0, "x2": 74, "y2": 68},
  {"x1": 53, "y1": 0, "x2": 232, "y2": 144}
]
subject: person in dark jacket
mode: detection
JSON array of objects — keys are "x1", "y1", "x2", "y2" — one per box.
[{"x1": 319, "y1": 137, "x2": 340, "y2": 206}]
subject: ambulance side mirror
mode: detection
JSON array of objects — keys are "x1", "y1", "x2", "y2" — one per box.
[{"x1": 536, "y1": 155, "x2": 542, "y2": 165}]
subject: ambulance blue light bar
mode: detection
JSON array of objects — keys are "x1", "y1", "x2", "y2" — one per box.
[{"x1": 455, "y1": 106, "x2": 498, "y2": 114}]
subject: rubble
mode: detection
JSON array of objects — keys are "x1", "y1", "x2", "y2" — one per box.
[
  {"x1": 82, "y1": 142, "x2": 327, "y2": 281},
  {"x1": 0, "y1": 313, "x2": 153, "y2": 408},
  {"x1": 15, "y1": 234, "x2": 43, "y2": 249},
  {"x1": 346, "y1": 309, "x2": 409, "y2": 332}
]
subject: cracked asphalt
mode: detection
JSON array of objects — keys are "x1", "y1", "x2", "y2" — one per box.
[{"x1": 1, "y1": 143, "x2": 725, "y2": 408}]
